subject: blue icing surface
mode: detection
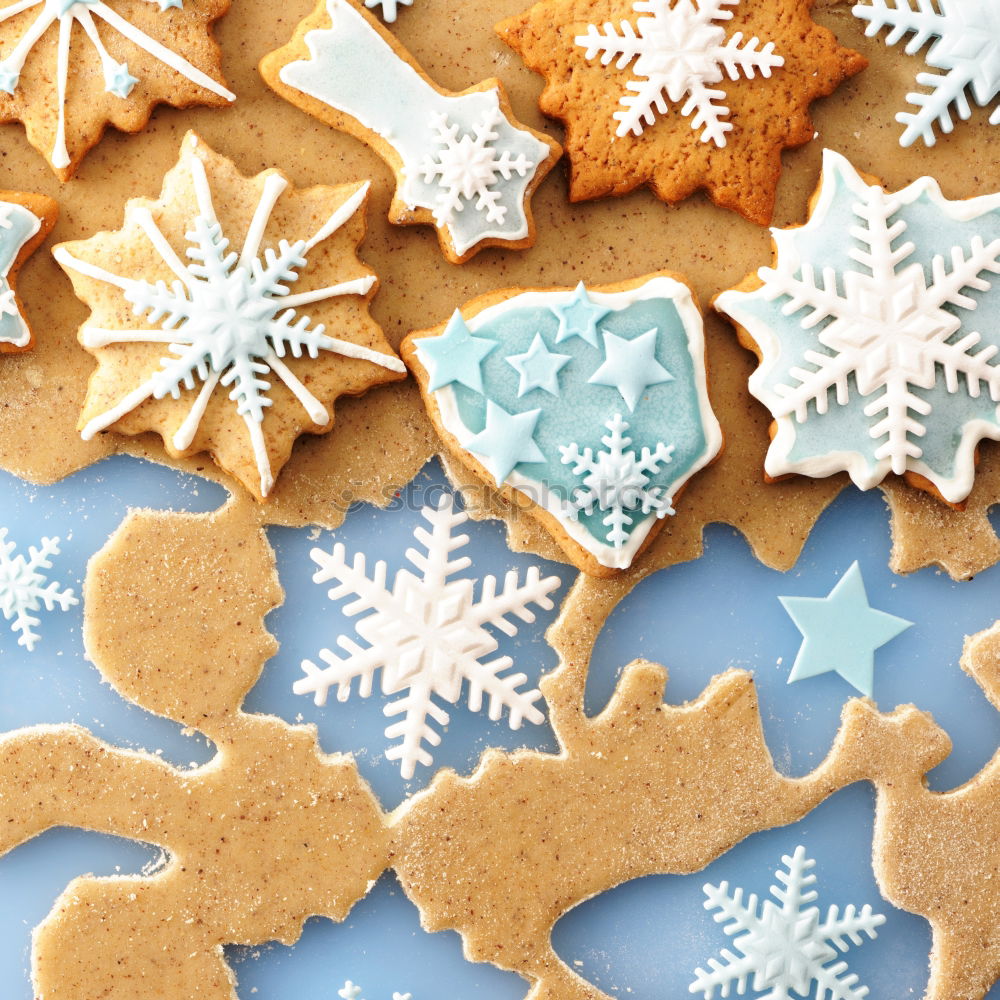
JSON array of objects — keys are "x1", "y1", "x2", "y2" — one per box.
[
  {"x1": 0, "y1": 203, "x2": 38, "y2": 346},
  {"x1": 449, "y1": 294, "x2": 710, "y2": 549}
]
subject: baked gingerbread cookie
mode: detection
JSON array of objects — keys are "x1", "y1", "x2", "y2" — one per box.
[
  {"x1": 402, "y1": 272, "x2": 724, "y2": 576},
  {"x1": 0, "y1": 0, "x2": 235, "y2": 180},
  {"x1": 54, "y1": 131, "x2": 406, "y2": 501},
  {"x1": 716, "y1": 148, "x2": 1000, "y2": 508},
  {"x1": 0, "y1": 188, "x2": 56, "y2": 353},
  {"x1": 260, "y1": 0, "x2": 562, "y2": 264},
  {"x1": 496, "y1": 0, "x2": 867, "y2": 224}
]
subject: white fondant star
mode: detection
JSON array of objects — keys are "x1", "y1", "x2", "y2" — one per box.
[
  {"x1": 588, "y1": 327, "x2": 673, "y2": 410},
  {"x1": 506, "y1": 333, "x2": 571, "y2": 396},
  {"x1": 466, "y1": 400, "x2": 545, "y2": 484}
]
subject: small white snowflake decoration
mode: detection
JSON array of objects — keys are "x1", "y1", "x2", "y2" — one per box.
[
  {"x1": 575, "y1": 0, "x2": 783, "y2": 143},
  {"x1": 853, "y1": 0, "x2": 1000, "y2": 147},
  {"x1": 691, "y1": 845, "x2": 885, "y2": 1000},
  {"x1": 363, "y1": 0, "x2": 413, "y2": 22},
  {"x1": 560, "y1": 413, "x2": 676, "y2": 548},
  {"x1": 420, "y1": 107, "x2": 536, "y2": 228},
  {"x1": 0, "y1": 529, "x2": 77, "y2": 651},
  {"x1": 339, "y1": 981, "x2": 412, "y2": 1000},
  {"x1": 294, "y1": 494, "x2": 561, "y2": 779}
]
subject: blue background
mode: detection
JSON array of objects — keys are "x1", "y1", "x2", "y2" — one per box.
[{"x1": 1, "y1": 455, "x2": 998, "y2": 1000}]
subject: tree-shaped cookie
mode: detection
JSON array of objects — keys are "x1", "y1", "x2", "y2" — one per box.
[
  {"x1": 495, "y1": 0, "x2": 866, "y2": 224},
  {"x1": 54, "y1": 132, "x2": 406, "y2": 500},
  {"x1": 0, "y1": 503, "x2": 390, "y2": 998},
  {"x1": 0, "y1": 0, "x2": 235, "y2": 179}
]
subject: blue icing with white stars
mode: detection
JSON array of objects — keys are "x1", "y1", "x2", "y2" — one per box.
[{"x1": 0, "y1": 201, "x2": 41, "y2": 348}]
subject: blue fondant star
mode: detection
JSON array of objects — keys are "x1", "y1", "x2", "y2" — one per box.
[
  {"x1": 107, "y1": 62, "x2": 139, "y2": 99},
  {"x1": 506, "y1": 333, "x2": 571, "y2": 397},
  {"x1": 417, "y1": 311, "x2": 497, "y2": 393},
  {"x1": 466, "y1": 400, "x2": 545, "y2": 485},
  {"x1": 588, "y1": 327, "x2": 673, "y2": 411},
  {"x1": 780, "y1": 562, "x2": 912, "y2": 697},
  {"x1": 550, "y1": 282, "x2": 611, "y2": 347}
]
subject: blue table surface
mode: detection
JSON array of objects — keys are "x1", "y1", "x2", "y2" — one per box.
[{"x1": 1, "y1": 454, "x2": 998, "y2": 1000}]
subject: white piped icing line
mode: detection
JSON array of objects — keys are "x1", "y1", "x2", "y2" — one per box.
[
  {"x1": 55, "y1": 138, "x2": 404, "y2": 498},
  {"x1": 0, "y1": 0, "x2": 235, "y2": 171},
  {"x1": 0, "y1": 199, "x2": 41, "y2": 348},
  {"x1": 575, "y1": 0, "x2": 783, "y2": 143}
]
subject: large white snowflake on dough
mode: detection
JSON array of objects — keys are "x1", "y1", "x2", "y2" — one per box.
[
  {"x1": 574, "y1": 0, "x2": 783, "y2": 142},
  {"x1": 54, "y1": 151, "x2": 404, "y2": 498},
  {"x1": 0, "y1": 0, "x2": 235, "y2": 171},
  {"x1": 716, "y1": 150, "x2": 1000, "y2": 504},
  {"x1": 559, "y1": 413, "x2": 675, "y2": 548},
  {"x1": 853, "y1": 0, "x2": 1000, "y2": 147},
  {"x1": 691, "y1": 846, "x2": 884, "y2": 1000},
  {"x1": 0, "y1": 529, "x2": 77, "y2": 651},
  {"x1": 294, "y1": 495, "x2": 561, "y2": 779},
  {"x1": 419, "y1": 107, "x2": 536, "y2": 228}
]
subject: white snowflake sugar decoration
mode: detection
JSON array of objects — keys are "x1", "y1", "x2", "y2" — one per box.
[
  {"x1": 363, "y1": 0, "x2": 413, "y2": 22},
  {"x1": 419, "y1": 107, "x2": 536, "y2": 228},
  {"x1": 691, "y1": 846, "x2": 885, "y2": 1000},
  {"x1": 339, "y1": 981, "x2": 411, "y2": 1000},
  {"x1": 294, "y1": 494, "x2": 561, "y2": 779},
  {"x1": 559, "y1": 413, "x2": 675, "y2": 549},
  {"x1": 0, "y1": 530, "x2": 77, "y2": 651},
  {"x1": 54, "y1": 145, "x2": 405, "y2": 498},
  {"x1": 575, "y1": 0, "x2": 783, "y2": 143},
  {"x1": 853, "y1": 0, "x2": 1000, "y2": 147}
]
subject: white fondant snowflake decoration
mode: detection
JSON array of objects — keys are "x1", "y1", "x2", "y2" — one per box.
[
  {"x1": 339, "y1": 981, "x2": 411, "y2": 1000},
  {"x1": 294, "y1": 495, "x2": 561, "y2": 779},
  {"x1": 0, "y1": 0, "x2": 235, "y2": 170},
  {"x1": 0, "y1": 529, "x2": 77, "y2": 651},
  {"x1": 559, "y1": 413, "x2": 675, "y2": 549},
  {"x1": 54, "y1": 150, "x2": 404, "y2": 498},
  {"x1": 363, "y1": 0, "x2": 412, "y2": 22},
  {"x1": 420, "y1": 107, "x2": 536, "y2": 228},
  {"x1": 691, "y1": 846, "x2": 884, "y2": 1000},
  {"x1": 575, "y1": 0, "x2": 783, "y2": 143},
  {"x1": 853, "y1": 0, "x2": 1000, "y2": 147}
]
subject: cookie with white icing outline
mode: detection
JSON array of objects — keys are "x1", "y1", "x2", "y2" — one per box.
[
  {"x1": 0, "y1": 0, "x2": 235, "y2": 181},
  {"x1": 260, "y1": 0, "x2": 561, "y2": 264},
  {"x1": 402, "y1": 272, "x2": 724, "y2": 577},
  {"x1": 54, "y1": 132, "x2": 406, "y2": 501}
]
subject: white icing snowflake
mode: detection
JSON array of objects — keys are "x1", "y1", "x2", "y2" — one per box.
[
  {"x1": 853, "y1": 0, "x2": 1000, "y2": 147},
  {"x1": 0, "y1": 529, "x2": 77, "y2": 651},
  {"x1": 54, "y1": 147, "x2": 405, "y2": 498},
  {"x1": 419, "y1": 107, "x2": 536, "y2": 228},
  {"x1": 691, "y1": 846, "x2": 885, "y2": 1000},
  {"x1": 294, "y1": 495, "x2": 561, "y2": 780},
  {"x1": 0, "y1": 0, "x2": 235, "y2": 170},
  {"x1": 363, "y1": 0, "x2": 412, "y2": 22},
  {"x1": 574, "y1": 0, "x2": 783, "y2": 143},
  {"x1": 717, "y1": 150, "x2": 1000, "y2": 504},
  {"x1": 559, "y1": 413, "x2": 675, "y2": 549}
]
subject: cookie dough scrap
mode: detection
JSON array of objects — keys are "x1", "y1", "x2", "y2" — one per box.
[
  {"x1": 0, "y1": 188, "x2": 56, "y2": 354},
  {"x1": 0, "y1": 503, "x2": 391, "y2": 1000},
  {"x1": 0, "y1": 0, "x2": 235, "y2": 180},
  {"x1": 260, "y1": 0, "x2": 562, "y2": 264},
  {"x1": 496, "y1": 0, "x2": 866, "y2": 224},
  {"x1": 54, "y1": 131, "x2": 407, "y2": 501}
]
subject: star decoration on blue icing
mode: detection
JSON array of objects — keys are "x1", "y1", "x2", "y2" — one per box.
[
  {"x1": 417, "y1": 311, "x2": 497, "y2": 393},
  {"x1": 588, "y1": 328, "x2": 673, "y2": 411},
  {"x1": 466, "y1": 400, "x2": 545, "y2": 485},
  {"x1": 550, "y1": 282, "x2": 611, "y2": 347},
  {"x1": 780, "y1": 562, "x2": 912, "y2": 697},
  {"x1": 107, "y1": 62, "x2": 139, "y2": 98},
  {"x1": 506, "y1": 333, "x2": 571, "y2": 397}
]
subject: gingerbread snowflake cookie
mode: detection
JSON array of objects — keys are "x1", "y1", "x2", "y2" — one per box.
[
  {"x1": 0, "y1": 0, "x2": 235, "y2": 180},
  {"x1": 260, "y1": 0, "x2": 561, "y2": 264},
  {"x1": 402, "y1": 272, "x2": 723, "y2": 577},
  {"x1": 716, "y1": 149, "x2": 1000, "y2": 507},
  {"x1": 0, "y1": 189, "x2": 56, "y2": 353},
  {"x1": 496, "y1": 0, "x2": 866, "y2": 224},
  {"x1": 55, "y1": 132, "x2": 406, "y2": 500}
]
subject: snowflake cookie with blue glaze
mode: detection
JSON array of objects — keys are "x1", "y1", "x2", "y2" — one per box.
[
  {"x1": 402, "y1": 272, "x2": 724, "y2": 576},
  {"x1": 0, "y1": 0, "x2": 234, "y2": 180},
  {"x1": 0, "y1": 189, "x2": 56, "y2": 354},
  {"x1": 716, "y1": 149, "x2": 1000, "y2": 506},
  {"x1": 54, "y1": 132, "x2": 406, "y2": 500},
  {"x1": 260, "y1": 0, "x2": 561, "y2": 264},
  {"x1": 496, "y1": 0, "x2": 866, "y2": 224},
  {"x1": 854, "y1": 0, "x2": 1000, "y2": 147}
]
